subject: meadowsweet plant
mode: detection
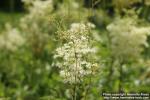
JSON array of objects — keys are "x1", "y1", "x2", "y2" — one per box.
[
  {"x1": 106, "y1": 16, "x2": 150, "y2": 91},
  {"x1": 0, "y1": 24, "x2": 25, "y2": 51},
  {"x1": 19, "y1": 0, "x2": 55, "y2": 58},
  {"x1": 54, "y1": 22, "x2": 98, "y2": 83},
  {"x1": 0, "y1": 0, "x2": 97, "y2": 99},
  {"x1": 107, "y1": 17, "x2": 150, "y2": 62}
]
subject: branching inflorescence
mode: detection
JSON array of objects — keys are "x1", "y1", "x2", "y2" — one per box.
[{"x1": 54, "y1": 23, "x2": 98, "y2": 84}]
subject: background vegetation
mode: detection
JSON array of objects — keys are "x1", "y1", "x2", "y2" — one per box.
[{"x1": 0, "y1": 0, "x2": 150, "y2": 100}]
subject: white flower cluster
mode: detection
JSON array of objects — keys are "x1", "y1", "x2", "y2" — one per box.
[
  {"x1": 0, "y1": 24, "x2": 25, "y2": 51},
  {"x1": 107, "y1": 17, "x2": 150, "y2": 61},
  {"x1": 54, "y1": 23, "x2": 98, "y2": 83},
  {"x1": 20, "y1": 0, "x2": 54, "y2": 51}
]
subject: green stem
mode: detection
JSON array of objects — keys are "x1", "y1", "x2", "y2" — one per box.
[
  {"x1": 72, "y1": 41, "x2": 78, "y2": 100},
  {"x1": 74, "y1": 84, "x2": 77, "y2": 100},
  {"x1": 119, "y1": 61, "x2": 124, "y2": 92}
]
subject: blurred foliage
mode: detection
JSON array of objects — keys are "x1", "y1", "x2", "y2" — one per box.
[
  {"x1": 0, "y1": 12, "x2": 24, "y2": 31},
  {"x1": 0, "y1": 0, "x2": 150, "y2": 100}
]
